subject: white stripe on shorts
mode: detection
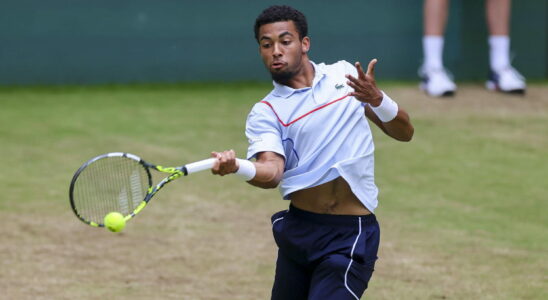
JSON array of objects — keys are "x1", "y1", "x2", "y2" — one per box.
[{"x1": 344, "y1": 217, "x2": 362, "y2": 300}]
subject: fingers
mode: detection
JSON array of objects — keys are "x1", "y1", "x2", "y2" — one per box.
[
  {"x1": 346, "y1": 58, "x2": 380, "y2": 104},
  {"x1": 355, "y1": 61, "x2": 366, "y2": 80},
  {"x1": 346, "y1": 79, "x2": 362, "y2": 101},
  {"x1": 366, "y1": 58, "x2": 377, "y2": 78},
  {"x1": 211, "y1": 150, "x2": 238, "y2": 176},
  {"x1": 347, "y1": 58, "x2": 378, "y2": 84},
  {"x1": 346, "y1": 73, "x2": 360, "y2": 87},
  {"x1": 346, "y1": 78, "x2": 367, "y2": 100}
]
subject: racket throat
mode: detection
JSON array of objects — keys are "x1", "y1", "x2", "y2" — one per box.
[{"x1": 155, "y1": 165, "x2": 186, "y2": 176}]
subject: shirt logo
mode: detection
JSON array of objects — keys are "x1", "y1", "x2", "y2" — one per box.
[
  {"x1": 248, "y1": 137, "x2": 262, "y2": 144},
  {"x1": 335, "y1": 83, "x2": 344, "y2": 89}
]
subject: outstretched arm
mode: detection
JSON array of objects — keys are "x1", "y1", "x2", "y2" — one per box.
[
  {"x1": 346, "y1": 59, "x2": 414, "y2": 142},
  {"x1": 211, "y1": 150, "x2": 284, "y2": 189}
]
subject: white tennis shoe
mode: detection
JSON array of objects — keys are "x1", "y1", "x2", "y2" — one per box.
[
  {"x1": 486, "y1": 66, "x2": 526, "y2": 94},
  {"x1": 419, "y1": 67, "x2": 457, "y2": 97}
]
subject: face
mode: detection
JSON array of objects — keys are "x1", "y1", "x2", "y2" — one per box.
[{"x1": 257, "y1": 21, "x2": 310, "y2": 83}]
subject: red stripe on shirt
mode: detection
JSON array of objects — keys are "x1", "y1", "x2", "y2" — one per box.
[{"x1": 260, "y1": 94, "x2": 349, "y2": 127}]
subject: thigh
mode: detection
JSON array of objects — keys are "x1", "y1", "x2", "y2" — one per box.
[
  {"x1": 271, "y1": 249, "x2": 311, "y2": 300},
  {"x1": 308, "y1": 253, "x2": 373, "y2": 300},
  {"x1": 308, "y1": 221, "x2": 380, "y2": 300}
]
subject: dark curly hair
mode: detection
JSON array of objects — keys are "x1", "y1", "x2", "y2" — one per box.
[{"x1": 254, "y1": 5, "x2": 308, "y2": 42}]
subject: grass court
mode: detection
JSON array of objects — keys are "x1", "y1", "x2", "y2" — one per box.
[{"x1": 0, "y1": 82, "x2": 546, "y2": 299}]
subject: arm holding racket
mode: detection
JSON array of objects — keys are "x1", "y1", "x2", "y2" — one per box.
[
  {"x1": 211, "y1": 150, "x2": 284, "y2": 189},
  {"x1": 70, "y1": 151, "x2": 261, "y2": 229},
  {"x1": 185, "y1": 157, "x2": 256, "y2": 180},
  {"x1": 70, "y1": 149, "x2": 283, "y2": 230}
]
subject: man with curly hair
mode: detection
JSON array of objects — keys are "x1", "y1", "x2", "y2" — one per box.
[{"x1": 211, "y1": 5, "x2": 414, "y2": 299}]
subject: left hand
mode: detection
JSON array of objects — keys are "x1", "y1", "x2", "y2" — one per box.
[{"x1": 346, "y1": 59, "x2": 383, "y2": 107}]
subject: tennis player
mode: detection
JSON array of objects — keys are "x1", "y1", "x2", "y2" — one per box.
[{"x1": 211, "y1": 5, "x2": 414, "y2": 300}]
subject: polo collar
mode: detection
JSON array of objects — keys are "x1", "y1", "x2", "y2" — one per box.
[{"x1": 272, "y1": 61, "x2": 326, "y2": 98}]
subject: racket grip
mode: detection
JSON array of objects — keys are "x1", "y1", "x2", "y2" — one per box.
[
  {"x1": 184, "y1": 158, "x2": 216, "y2": 174},
  {"x1": 184, "y1": 158, "x2": 256, "y2": 181}
]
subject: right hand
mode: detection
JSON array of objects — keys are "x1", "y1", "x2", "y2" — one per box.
[{"x1": 211, "y1": 150, "x2": 239, "y2": 176}]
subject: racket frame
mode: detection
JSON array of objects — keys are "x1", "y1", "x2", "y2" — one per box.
[
  {"x1": 69, "y1": 152, "x2": 189, "y2": 228},
  {"x1": 70, "y1": 152, "x2": 242, "y2": 229}
]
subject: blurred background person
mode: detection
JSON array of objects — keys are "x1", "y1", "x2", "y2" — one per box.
[{"x1": 419, "y1": 0, "x2": 526, "y2": 97}]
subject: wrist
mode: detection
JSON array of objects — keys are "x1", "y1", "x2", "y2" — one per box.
[
  {"x1": 369, "y1": 92, "x2": 383, "y2": 107},
  {"x1": 371, "y1": 91, "x2": 398, "y2": 122},
  {"x1": 235, "y1": 159, "x2": 256, "y2": 181}
]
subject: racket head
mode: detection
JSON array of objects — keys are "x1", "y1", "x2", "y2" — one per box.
[{"x1": 69, "y1": 152, "x2": 152, "y2": 227}]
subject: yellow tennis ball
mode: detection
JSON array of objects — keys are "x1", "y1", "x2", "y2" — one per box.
[{"x1": 104, "y1": 212, "x2": 126, "y2": 233}]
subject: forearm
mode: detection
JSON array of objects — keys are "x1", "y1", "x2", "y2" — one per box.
[
  {"x1": 382, "y1": 109, "x2": 414, "y2": 142},
  {"x1": 245, "y1": 152, "x2": 285, "y2": 189},
  {"x1": 212, "y1": 151, "x2": 284, "y2": 188},
  {"x1": 247, "y1": 161, "x2": 283, "y2": 189},
  {"x1": 364, "y1": 95, "x2": 414, "y2": 142}
]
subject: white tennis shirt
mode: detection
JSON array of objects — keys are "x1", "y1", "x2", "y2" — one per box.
[{"x1": 246, "y1": 60, "x2": 380, "y2": 212}]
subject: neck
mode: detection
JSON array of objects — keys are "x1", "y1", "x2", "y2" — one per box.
[{"x1": 279, "y1": 57, "x2": 314, "y2": 89}]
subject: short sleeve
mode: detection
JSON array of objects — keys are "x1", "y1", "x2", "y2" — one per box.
[{"x1": 245, "y1": 103, "x2": 286, "y2": 160}]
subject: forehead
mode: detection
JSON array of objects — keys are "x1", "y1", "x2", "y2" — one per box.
[{"x1": 258, "y1": 21, "x2": 299, "y2": 39}]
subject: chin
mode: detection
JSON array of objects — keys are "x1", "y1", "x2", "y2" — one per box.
[{"x1": 271, "y1": 70, "x2": 294, "y2": 84}]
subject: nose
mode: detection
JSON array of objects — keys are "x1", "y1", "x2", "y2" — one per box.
[{"x1": 272, "y1": 43, "x2": 282, "y2": 57}]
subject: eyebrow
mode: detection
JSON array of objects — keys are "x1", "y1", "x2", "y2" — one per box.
[
  {"x1": 278, "y1": 31, "x2": 293, "y2": 38},
  {"x1": 259, "y1": 31, "x2": 294, "y2": 42}
]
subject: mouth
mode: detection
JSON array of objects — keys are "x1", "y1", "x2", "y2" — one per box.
[{"x1": 271, "y1": 61, "x2": 286, "y2": 70}]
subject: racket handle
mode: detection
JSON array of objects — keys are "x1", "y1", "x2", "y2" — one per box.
[
  {"x1": 184, "y1": 158, "x2": 256, "y2": 181},
  {"x1": 184, "y1": 158, "x2": 216, "y2": 174}
]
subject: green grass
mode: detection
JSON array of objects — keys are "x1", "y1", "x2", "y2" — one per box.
[{"x1": 0, "y1": 83, "x2": 546, "y2": 299}]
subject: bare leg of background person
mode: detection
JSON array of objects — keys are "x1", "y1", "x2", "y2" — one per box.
[
  {"x1": 420, "y1": 0, "x2": 456, "y2": 97},
  {"x1": 424, "y1": 0, "x2": 449, "y2": 36},
  {"x1": 486, "y1": 0, "x2": 510, "y2": 35},
  {"x1": 423, "y1": 0, "x2": 449, "y2": 69},
  {"x1": 485, "y1": 0, "x2": 526, "y2": 93},
  {"x1": 486, "y1": 0, "x2": 511, "y2": 70}
]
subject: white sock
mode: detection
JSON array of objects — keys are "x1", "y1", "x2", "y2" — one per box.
[
  {"x1": 489, "y1": 35, "x2": 510, "y2": 72},
  {"x1": 423, "y1": 36, "x2": 444, "y2": 70}
]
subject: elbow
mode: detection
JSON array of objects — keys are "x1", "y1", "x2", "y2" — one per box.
[
  {"x1": 253, "y1": 179, "x2": 280, "y2": 189},
  {"x1": 248, "y1": 156, "x2": 285, "y2": 189},
  {"x1": 263, "y1": 174, "x2": 283, "y2": 189},
  {"x1": 250, "y1": 172, "x2": 283, "y2": 189},
  {"x1": 403, "y1": 128, "x2": 414, "y2": 142},
  {"x1": 263, "y1": 181, "x2": 280, "y2": 189},
  {"x1": 261, "y1": 164, "x2": 284, "y2": 189},
  {"x1": 397, "y1": 125, "x2": 414, "y2": 142}
]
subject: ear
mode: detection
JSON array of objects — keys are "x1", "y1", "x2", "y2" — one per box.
[{"x1": 301, "y1": 36, "x2": 310, "y2": 53}]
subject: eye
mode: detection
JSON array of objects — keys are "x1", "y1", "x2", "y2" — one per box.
[
  {"x1": 261, "y1": 43, "x2": 271, "y2": 49},
  {"x1": 282, "y1": 40, "x2": 291, "y2": 45}
]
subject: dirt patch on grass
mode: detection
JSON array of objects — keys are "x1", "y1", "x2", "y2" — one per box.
[{"x1": 389, "y1": 83, "x2": 548, "y2": 118}]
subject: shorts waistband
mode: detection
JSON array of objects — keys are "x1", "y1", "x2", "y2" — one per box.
[{"x1": 288, "y1": 204, "x2": 377, "y2": 226}]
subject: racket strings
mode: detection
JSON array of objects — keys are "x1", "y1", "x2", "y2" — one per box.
[{"x1": 72, "y1": 157, "x2": 149, "y2": 224}]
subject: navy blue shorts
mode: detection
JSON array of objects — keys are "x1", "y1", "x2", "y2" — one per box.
[{"x1": 270, "y1": 205, "x2": 380, "y2": 300}]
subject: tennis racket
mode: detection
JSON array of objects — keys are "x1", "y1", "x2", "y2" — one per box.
[{"x1": 69, "y1": 152, "x2": 252, "y2": 228}]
